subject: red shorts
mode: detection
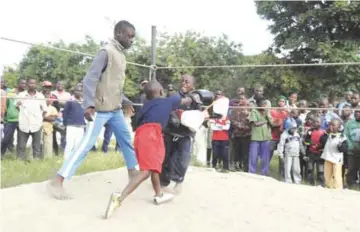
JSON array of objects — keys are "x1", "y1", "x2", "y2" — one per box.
[{"x1": 134, "y1": 123, "x2": 165, "y2": 173}]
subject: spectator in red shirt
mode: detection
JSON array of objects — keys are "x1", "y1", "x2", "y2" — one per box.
[
  {"x1": 210, "y1": 117, "x2": 230, "y2": 171},
  {"x1": 210, "y1": 91, "x2": 230, "y2": 171},
  {"x1": 270, "y1": 96, "x2": 288, "y2": 179}
]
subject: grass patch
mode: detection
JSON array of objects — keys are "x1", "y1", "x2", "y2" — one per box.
[{"x1": 1, "y1": 152, "x2": 124, "y2": 188}]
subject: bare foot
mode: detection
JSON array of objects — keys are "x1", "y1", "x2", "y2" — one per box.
[{"x1": 47, "y1": 178, "x2": 72, "y2": 200}]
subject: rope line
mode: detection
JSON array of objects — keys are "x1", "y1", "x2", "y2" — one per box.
[
  {"x1": 2, "y1": 37, "x2": 360, "y2": 70},
  {"x1": 1, "y1": 96, "x2": 351, "y2": 111},
  {"x1": 155, "y1": 62, "x2": 360, "y2": 70},
  {"x1": 0, "y1": 37, "x2": 152, "y2": 69}
]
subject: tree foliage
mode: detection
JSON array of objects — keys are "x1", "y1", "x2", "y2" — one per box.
[
  {"x1": 256, "y1": 1, "x2": 360, "y2": 99},
  {"x1": 2, "y1": 2, "x2": 360, "y2": 101}
]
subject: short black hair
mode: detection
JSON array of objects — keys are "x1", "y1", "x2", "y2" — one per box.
[
  {"x1": 27, "y1": 78, "x2": 36, "y2": 82},
  {"x1": 17, "y1": 78, "x2": 25, "y2": 84},
  {"x1": 289, "y1": 91, "x2": 298, "y2": 96},
  {"x1": 255, "y1": 96, "x2": 266, "y2": 106},
  {"x1": 114, "y1": 20, "x2": 135, "y2": 34},
  {"x1": 144, "y1": 80, "x2": 163, "y2": 100}
]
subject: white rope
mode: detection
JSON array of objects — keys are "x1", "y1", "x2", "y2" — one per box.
[
  {"x1": 0, "y1": 96, "x2": 143, "y2": 106},
  {"x1": 155, "y1": 62, "x2": 360, "y2": 70},
  {"x1": 1, "y1": 96, "x2": 350, "y2": 111},
  {"x1": 0, "y1": 37, "x2": 152, "y2": 69}
]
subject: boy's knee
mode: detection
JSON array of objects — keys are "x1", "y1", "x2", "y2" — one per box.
[{"x1": 139, "y1": 170, "x2": 152, "y2": 179}]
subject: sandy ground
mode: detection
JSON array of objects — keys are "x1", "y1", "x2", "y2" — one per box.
[{"x1": 2, "y1": 167, "x2": 360, "y2": 232}]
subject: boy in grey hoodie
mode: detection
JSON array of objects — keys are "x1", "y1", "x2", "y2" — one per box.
[{"x1": 277, "y1": 120, "x2": 305, "y2": 184}]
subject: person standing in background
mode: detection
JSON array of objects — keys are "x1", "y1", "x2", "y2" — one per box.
[
  {"x1": 15, "y1": 79, "x2": 47, "y2": 161},
  {"x1": 0, "y1": 88, "x2": 6, "y2": 141},
  {"x1": 338, "y1": 90, "x2": 353, "y2": 114},
  {"x1": 286, "y1": 92, "x2": 298, "y2": 109},
  {"x1": 1, "y1": 79, "x2": 26, "y2": 156},
  {"x1": 62, "y1": 86, "x2": 85, "y2": 160},
  {"x1": 248, "y1": 84, "x2": 271, "y2": 108},
  {"x1": 51, "y1": 81, "x2": 71, "y2": 107},
  {"x1": 42, "y1": 93, "x2": 59, "y2": 159},
  {"x1": 248, "y1": 96, "x2": 274, "y2": 176},
  {"x1": 298, "y1": 100, "x2": 309, "y2": 125},
  {"x1": 344, "y1": 106, "x2": 360, "y2": 188},
  {"x1": 229, "y1": 94, "x2": 251, "y2": 171},
  {"x1": 270, "y1": 96, "x2": 289, "y2": 180},
  {"x1": 167, "y1": 84, "x2": 176, "y2": 96}
]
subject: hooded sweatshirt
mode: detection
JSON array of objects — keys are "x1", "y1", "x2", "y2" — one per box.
[{"x1": 277, "y1": 121, "x2": 305, "y2": 158}]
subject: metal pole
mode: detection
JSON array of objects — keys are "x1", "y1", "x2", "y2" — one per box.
[{"x1": 150, "y1": 25, "x2": 157, "y2": 81}]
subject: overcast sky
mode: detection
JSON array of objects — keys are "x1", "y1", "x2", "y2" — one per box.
[{"x1": 0, "y1": 0, "x2": 273, "y2": 74}]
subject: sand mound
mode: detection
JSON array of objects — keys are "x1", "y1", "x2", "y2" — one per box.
[{"x1": 2, "y1": 167, "x2": 360, "y2": 232}]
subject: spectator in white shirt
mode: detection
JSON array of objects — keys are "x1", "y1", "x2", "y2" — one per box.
[{"x1": 15, "y1": 79, "x2": 47, "y2": 160}]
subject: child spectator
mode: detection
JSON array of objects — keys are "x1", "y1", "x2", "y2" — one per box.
[
  {"x1": 343, "y1": 106, "x2": 360, "y2": 188},
  {"x1": 300, "y1": 112, "x2": 316, "y2": 177},
  {"x1": 270, "y1": 96, "x2": 288, "y2": 179},
  {"x1": 229, "y1": 95, "x2": 251, "y2": 171},
  {"x1": 320, "y1": 119, "x2": 347, "y2": 189},
  {"x1": 104, "y1": 80, "x2": 196, "y2": 219},
  {"x1": 340, "y1": 105, "x2": 353, "y2": 182},
  {"x1": 298, "y1": 100, "x2": 309, "y2": 125},
  {"x1": 210, "y1": 117, "x2": 231, "y2": 171},
  {"x1": 286, "y1": 92, "x2": 298, "y2": 109},
  {"x1": 42, "y1": 93, "x2": 59, "y2": 158},
  {"x1": 277, "y1": 120, "x2": 305, "y2": 184},
  {"x1": 248, "y1": 96, "x2": 274, "y2": 176},
  {"x1": 62, "y1": 86, "x2": 85, "y2": 160},
  {"x1": 304, "y1": 116, "x2": 326, "y2": 186},
  {"x1": 319, "y1": 98, "x2": 342, "y2": 130}
]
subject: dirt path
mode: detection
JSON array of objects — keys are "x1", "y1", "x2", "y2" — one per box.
[{"x1": 2, "y1": 167, "x2": 360, "y2": 232}]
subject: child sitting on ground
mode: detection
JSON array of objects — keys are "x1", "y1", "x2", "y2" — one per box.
[
  {"x1": 319, "y1": 119, "x2": 347, "y2": 189},
  {"x1": 277, "y1": 120, "x2": 305, "y2": 184},
  {"x1": 104, "y1": 80, "x2": 198, "y2": 219}
]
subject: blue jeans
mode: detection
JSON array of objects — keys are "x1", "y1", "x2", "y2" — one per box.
[
  {"x1": 58, "y1": 110, "x2": 137, "y2": 179},
  {"x1": 212, "y1": 140, "x2": 229, "y2": 170}
]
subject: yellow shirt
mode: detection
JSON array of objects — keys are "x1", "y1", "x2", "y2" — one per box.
[{"x1": 43, "y1": 105, "x2": 58, "y2": 134}]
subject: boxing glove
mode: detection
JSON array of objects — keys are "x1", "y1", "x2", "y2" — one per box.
[
  {"x1": 189, "y1": 92, "x2": 203, "y2": 110},
  {"x1": 191, "y1": 89, "x2": 215, "y2": 106}
]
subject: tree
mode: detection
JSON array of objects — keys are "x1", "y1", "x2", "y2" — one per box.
[
  {"x1": 144, "y1": 31, "x2": 244, "y2": 94},
  {"x1": 256, "y1": 1, "x2": 360, "y2": 99},
  {"x1": 2, "y1": 66, "x2": 19, "y2": 88}
]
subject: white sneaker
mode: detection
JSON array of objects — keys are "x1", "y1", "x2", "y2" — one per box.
[{"x1": 153, "y1": 192, "x2": 174, "y2": 205}]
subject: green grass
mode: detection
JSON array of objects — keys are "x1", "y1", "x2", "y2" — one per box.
[
  {"x1": 2, "y1": 151, "x2": 359, "y2": 191},
  {"x1": 1, "y1": 152, "x2": 124, "y2": 188}
]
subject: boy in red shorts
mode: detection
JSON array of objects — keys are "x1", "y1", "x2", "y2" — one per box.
[{"x1": 104, "y1": 80, "x2": 196, "y2": 219}]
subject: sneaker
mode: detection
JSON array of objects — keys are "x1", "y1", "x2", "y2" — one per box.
[
  {"x1": 153, "y1": 192, "x2": 174, "y2": 205},
  {"x1": 104, "y1": 192, "x2": 121, "y2": 219}
]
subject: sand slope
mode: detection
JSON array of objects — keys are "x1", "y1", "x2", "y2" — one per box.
[{"x1": 1, "y1": 167, "x2": 360, "y2": 232}]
